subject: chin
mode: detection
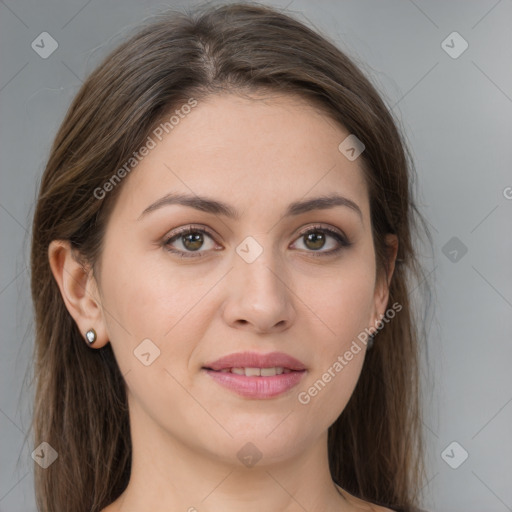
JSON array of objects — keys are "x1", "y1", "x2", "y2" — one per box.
[{"x1": 199, "y1": 419, "x2": 316, "y2": 466}]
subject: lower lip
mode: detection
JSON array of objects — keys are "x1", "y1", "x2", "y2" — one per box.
[{"x1": 204, "y1": 369, "x2": 305, "y2": 399}]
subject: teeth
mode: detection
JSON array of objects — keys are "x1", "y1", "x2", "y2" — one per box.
[{"x1": 222, "y1": 366, "x2": 289, "y2": 376}]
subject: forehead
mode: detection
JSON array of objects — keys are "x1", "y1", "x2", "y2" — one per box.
[{"x1": 112, "y1": 93, "x2": 370, "y2": 223}]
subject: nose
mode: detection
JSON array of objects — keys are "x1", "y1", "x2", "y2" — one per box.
[{"x1": 221, "y1": 249, "x2": 296, "y2": 334}]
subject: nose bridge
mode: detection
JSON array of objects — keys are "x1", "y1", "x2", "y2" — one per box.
[
  {"x1": 241, "y1": 251, "x2": 282, "y2": 295},
  {"x1": 235, "y1": 239, "x2": 286, "y2": 302},
  {"x1": 222, "y1": 236, "x2": 295, "y2": 332}
]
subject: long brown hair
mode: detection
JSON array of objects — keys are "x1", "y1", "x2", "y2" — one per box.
[{"x1": 29, "y1": 3, "x2": 432, "y2": 511}]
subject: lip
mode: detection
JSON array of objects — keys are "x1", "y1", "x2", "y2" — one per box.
[
  {"x1": 202, "y1": 351, "x2": 307, "y2": 399},
  {"x1": 203, "y1": 351, "x2": 306, "y2": 371}
]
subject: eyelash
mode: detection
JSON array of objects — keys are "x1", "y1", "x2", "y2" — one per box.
[{"x1": 163, "y1": 224, "x2": 351, "y2": 259}]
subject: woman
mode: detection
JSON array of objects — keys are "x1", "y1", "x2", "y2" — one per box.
[{"x1": 30, "y1": 3, "x2": 431, "y2": 511}]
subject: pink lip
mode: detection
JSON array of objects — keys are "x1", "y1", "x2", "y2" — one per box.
[
  {"x1": 203, "y1": 351, "x2": 306, "y2": 371},
  {"x1": 202, "y1": 351, "x2": 307, "y2": 399}
]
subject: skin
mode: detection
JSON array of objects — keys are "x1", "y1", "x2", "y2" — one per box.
[{"x1": 49, "y1": 92, "x2": 397, "y2": 512}]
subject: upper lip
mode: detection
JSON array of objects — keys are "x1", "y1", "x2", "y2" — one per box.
[{"x1": 203, "y1": 351, "x2": 306, "y2": 371}]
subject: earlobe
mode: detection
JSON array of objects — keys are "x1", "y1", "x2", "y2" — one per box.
[{"x1": 48, "y1": 240, "x2": 108, "y2": 347}]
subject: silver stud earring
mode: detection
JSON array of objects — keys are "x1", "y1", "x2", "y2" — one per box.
[{"x1": 86, "y1": 328, "x2": 97, "y2": 344}]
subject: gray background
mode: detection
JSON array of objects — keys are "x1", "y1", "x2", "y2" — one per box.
[{"x1": 1, "y1": 0, "x2": 511, "y2": 511}]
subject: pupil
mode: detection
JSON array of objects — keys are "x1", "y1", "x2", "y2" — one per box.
[
  {"x1": 183, "y1": 232, "x2": 203, "y2": 251},
  {"x1": 305, "y1": 232, "x2": 325, "y2": 250}
]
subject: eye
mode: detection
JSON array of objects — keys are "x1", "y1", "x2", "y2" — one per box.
[
  {"x1": 290, "y1": 225, "x2": 351, "y2": 256},
  {"x1": 163, "y1": 225, "x2": 220, "y2": 258},
  {"x1": 163, "y1": 223, "x2": 351, "y2": 259}
]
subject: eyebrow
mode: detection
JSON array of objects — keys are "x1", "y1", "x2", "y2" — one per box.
[{"x1": 137, "y1": 192, "x2": 363, "y2": 221}]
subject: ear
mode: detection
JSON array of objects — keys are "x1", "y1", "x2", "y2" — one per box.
[
  {"x1": 48, "y1": 240, "x2": 109, "y2": 348},
  {"x1": 371, "y1": 234, "x2": 399, "y2": 327}
]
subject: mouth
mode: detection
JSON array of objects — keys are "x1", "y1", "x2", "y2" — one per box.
[
  {"x1": 203, "y1": 351, "x2": 306, "y2": 372},
  {"x1": 202, "y1": 351, "x2": 306, "y2": 399},
  {"x1": 205, "y1": 366, "x2": 297, "y2": 376}
]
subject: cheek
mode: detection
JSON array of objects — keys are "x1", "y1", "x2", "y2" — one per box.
[
  {"x1": 100, "y1": 247, "x2": 196, "y2": 334},
  {"x1": 98, "y1": 249, "x2": 221, "y2": 376},
  {"x1": 296, "y1": 289, "x2": 369, "y2": 434},
  {"x1": 293, "y1": 258, "x2": 375, "y2": 418},
  {"x1": 299, "y1": 260, "x2": 376, "y2": 343}
]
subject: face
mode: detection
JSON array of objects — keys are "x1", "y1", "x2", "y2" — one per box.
[{"x1": 93, "y1": 92, "x2": 393, "y2": 466}]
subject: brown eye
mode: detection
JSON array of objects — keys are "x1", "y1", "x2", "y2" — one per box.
[
  {"x1": 303, "y1": 231, "x2": 326, "y2": 250},
  {"x1": 164, "y1": 226, "x2": 218, "y2": 258},
  {"x1": 291, "y1": 226, "x2": 351, "y2": 257},
  {"x1": 181, "y1": 232, "x2": 204, "y2": 251}
]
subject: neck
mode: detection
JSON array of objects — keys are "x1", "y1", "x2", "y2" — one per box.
[{"x1": 112, "y1": 398, "x2": 354, "y2": 512}]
